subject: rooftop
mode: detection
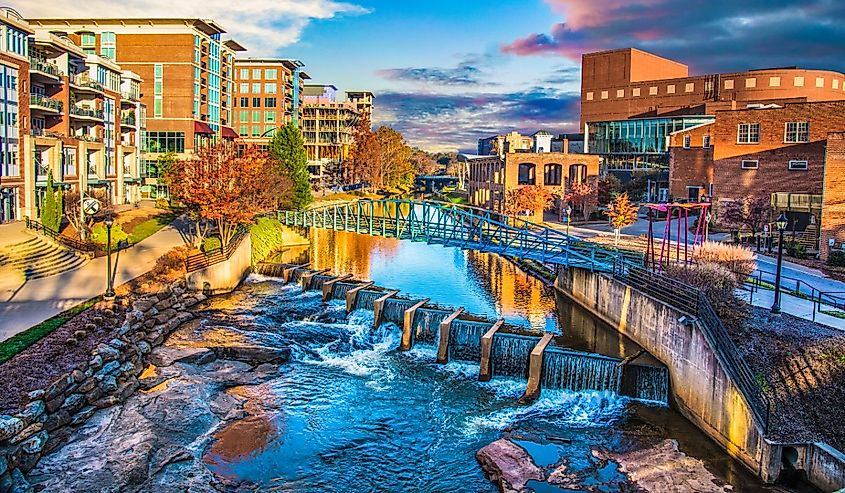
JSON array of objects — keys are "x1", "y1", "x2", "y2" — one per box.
[{"x1": 27, "y1": 18, "x2": 228, "y2": 36}]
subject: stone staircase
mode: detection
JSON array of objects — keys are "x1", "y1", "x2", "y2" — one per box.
[{"x1": 0, "y1": 235, "x2": 89, "y2": 281}]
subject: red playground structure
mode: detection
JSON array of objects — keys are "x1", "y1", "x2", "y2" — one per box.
[{"x1": 644, "y1": 202, "x2": 712, "y2": 271}]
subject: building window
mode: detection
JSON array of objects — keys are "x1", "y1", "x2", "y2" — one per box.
[
  {"x1": 724, "y1": 79, "x2": 734, "y2": 89},
  {"x1": 264, "y1": 125, "x2": 275, "y2": 135},
  {"x1": 239, "y1": 83, "x2": 249, "y2": 93},
  {"x1": 816, "y1": 77, "x2": 824, "y2": 88},
  {"x1": 649, "y1": 86, "x2": 657, "y2": 95},
  {"x1": 737, "y1": 123, "x2": 760, "y2": 144},
  {"x1": 666, "y1": 84, "x2": 675, "y2": 94},
  {"x1": 252, "y1": 69, "x2": 261, "y2": 80},
  {"x1": 251, "y1": 125, "x2": 260, "y2": 137},
  {"x1": 788, "y1": 160, "x2": 808, "y2": 170},
  {"x1": 239, "y1": 125, "x2": 248, "y2": 136},
  {"x1": 265, "y1": 68, "x2": 277, "y2": 79},
  {"x1": 685, "y1": 83, "x2": 694, "y2": 93},
  {"x1": 154, "y1": 99, "x2": 162, "y2": 118},
  {"x1": 543, "y1": 164, "x2": 562, "y2": 186},
  {"x1": 702, "y1": 135, "x2": 711, "y2": 148},
  {"x1": 784, "y1": 122, "x2": 810, "y2": 143},
  {"x1": 683, "y1": 135, "x2": 691, "y2": 149},
  {"x1": 265, "y1": 83, "x2": 277, "y2": 94},
  {"x1": 154, "y1": 64, "x2": 163, "y2": 78},
  {"x1": 770, "y1": 76, "x2": 781, "y2": 87},
  {"x1": 100, "y1": 31, "x2": 116, "y2": 60},
  {"x1": 240, "y1": 68, "x2": 249, "y2": 79},
  {"x1": 741, "y1": 160, "x2": 759, "y2": 169},
  {"x1": 252, "y1": 97, "x2": 261, "y2": 108},
  {"x1": 794, "y1": 76, "x2": 804, "y2": 87},
  {"x1": 600, "y1": 91, "x2": 608, "y2": 100},
  {"x1": 264, "y1": 97, "x2": 277, "y2": 108},
  {"x1": 265, "y1": 111, "x2": 276, "y2": 123},
  {"x1": 517, "y1": 163, "x2": 536, "y2": 185},
  {"x1": 586, "y1": 92, "x2": 593, "y2": 101},
  {"x1": 251, "y1": 83, "x2": 260, "y2": 93},
  {"x1": 239, "y1": 110, "x2": 248, "y2": 121},
  {"x1": 745, "y1": 78, "x2": 756, "y2": 88},
  {"x1": 835, "y1": 80, "x2": 841, "y2": 90},
  {"x1": 80, "y1": 32, "x2": 96, "y2": 55},
  {"x1": 632, "y1": 88, "x2": 640, "y2": 97},
  {"x1": 240, "y1": 97, "x2": 249, "y2": 107},
  {"x1": 145, "y1": 131, "x2": 184, "y2": 153},
  {"x1": 616, "y1": 89, "x2": 624, "y2": 98}
]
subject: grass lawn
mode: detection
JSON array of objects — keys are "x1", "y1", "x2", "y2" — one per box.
[
  {"x1": 0, "y1": 297, "x2": 100, "y2": 364},
  {"x1": 127, "y1": 211, "x2": 179, "y2": 245}
]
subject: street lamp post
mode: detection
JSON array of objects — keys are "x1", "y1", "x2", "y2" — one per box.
[
  {"x1": 564, "y1": 205, "x2": 573, "y2": 237},
  {"x1": 771, "y1": 212, "x2": 789, "y2": 314},
  {"x1": 104, "y1": 214, "x2": 115, "y2": 300}
]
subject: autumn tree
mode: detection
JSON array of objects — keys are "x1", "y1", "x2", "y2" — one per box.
[
  {"x1": 171, "y1": 143, "x2": 286, "y2": 248},
  {"x1": 373, "y1": 126, "x2": 414, "y2": 189},
  {"x1": 505, "y1": 185, "x2": 553, "y2": 222},
  {"x1": 718, "y1": 196, "x2": 772, "y2": 235},
  {"x1": 269, "y1": 122, "x2": 312, "y2": 211},
  {"x1": 64, "y1": 188, "x2": 112, "y2": 240},
  {"x1": 410, "y1": 149, "x2": 438, "y2": 176},
  {"x1": 607, "y1": 192, "x2": 639, "y2": 247},
  {"x1": 347, "y1": 114, "x2": 379, "y2": 185},
  {"x1": 597, "y1": 174, "x2": 622, "y2": 206},
  {"x1": 566, "y1": 180, "x2": 598, "y2": 222}
]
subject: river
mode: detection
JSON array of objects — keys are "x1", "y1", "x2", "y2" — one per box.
[{"x1": 196, "y1": 228, "x2": 785, "y2": 492}]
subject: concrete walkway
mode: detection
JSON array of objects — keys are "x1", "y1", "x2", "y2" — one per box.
[
  {"x1": 738, "y1": 287, "x2": 845, "y2": 330},
  {"x1": 0, "y1": 217, "x2": 192, "y2": 342}
]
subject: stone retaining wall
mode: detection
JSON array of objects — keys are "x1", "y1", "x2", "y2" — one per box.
[
  {"x1": 186, "y1": 234, "x2": 252, "y2": 295},
  {"x1": 0, "y1": 281, "x2": 205, "y2": 493}
]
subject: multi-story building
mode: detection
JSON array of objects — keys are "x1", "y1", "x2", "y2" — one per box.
[
  {"x1": 477, "y1": 131, "x2": 533, "y2": 158},
  {"x1": 346, "y1": 90, "x2": 374, "y2": 121},
  {"x1": 0, "y1": 8, "x2": 31, "y2": 222},
  {"x1": 668, "y1": 100, "x2": 845, "y2": 257},
  {"x1": 580, "y1": 48, "x2": 845, "y2": 196},
  {"x1": 467, "y1": 143, "x2": 600, "y2": 219},
  {"x1": 232, "y1": 58, "x2": 307, "y2": 143},
  {"x1": 27, "y1": 17, "x2": 245, "y2": 198},
  {"x1": 301, "y1": 84, "x2": 359, "y2": 183}
]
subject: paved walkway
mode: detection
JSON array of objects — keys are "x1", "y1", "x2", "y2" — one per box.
[
  {"x1": 0, "y1": 217, "x2": 192, "y2": 342},
  {"x1": 738, "y1": 287, "x2": 845, "y2": 330}
]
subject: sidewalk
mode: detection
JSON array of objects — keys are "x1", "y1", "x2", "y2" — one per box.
[
  {"x1": 0, "y1": 217, "x2": 192, "y2": 342},
  {"x1": 738, "y1": 287, "x2": 845, "y2": 330}
]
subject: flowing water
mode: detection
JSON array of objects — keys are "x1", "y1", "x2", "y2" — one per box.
[{"x1": 200, "y1": 229, "x2": 782, "y2": 491}]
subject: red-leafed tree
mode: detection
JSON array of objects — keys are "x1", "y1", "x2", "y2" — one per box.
[
  {"x1": 171, "y1": 143, "x2": 289, "y2": 248},
  {"x1": 718, "y1": 196, "x2": 772, "y2": 235},
  {"x1": 505, "y1": 185, "x2": 554, "y2": 221},
  {"x1": 566, "y1": 180, "x2": 598, "y2": 222},
  {"x1": 607, "y1": 192, "x2": 639, "y2": 247}
]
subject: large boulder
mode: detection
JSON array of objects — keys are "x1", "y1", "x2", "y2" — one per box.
[
  {"x1": 476, "y1": 439, "x2": 544, "y2": 493},
  {"x1": 150, "y1": 347, "x2": 216, "y2": 367},
  {"x1": 211, "y1": 345, "x2": 291, "y2": 365},
  {"x1": 0, "y1": 415, "x2": 24, "y2": 441}
]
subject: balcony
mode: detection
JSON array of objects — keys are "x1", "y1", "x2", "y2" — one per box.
[
  {"x1": 31, "y1": 128, "x2": 65, "y2": 139},
  {"x1": 30, "y1": 94, "x2": 63, "y2": 113},
  {"x1": 76, "y1": 133, "x2": 103, "y2": 143},
  {"x1": 70, "y1": 74, "x2": 105, "y2": 94},
  {"x1": 70, "y1": 106, "x2": 105, "y2": 121},
  {"x1": 120, "y1": 90, "x2": 140, "y2": 103},
  {"x1": 29, "y1": 58, "x2": 62, "y2": 81},
  {"x1": 121, "y1": 113, "x2": 136, "y2": 127}
]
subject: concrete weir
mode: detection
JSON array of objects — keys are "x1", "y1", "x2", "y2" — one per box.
[
  {"x1": 282, "y1": 262, "x2": 310, "y2": 284},
  {"x1": 478, "y1": 320, "x2": 504, "y2": 382},
  {"x1": 346, "y1": 282, "x2": 375, "y2": 313},
  {"x1": 373, "y1": 290, "x2": 400, "y2": 328},
  {"x1": 518, "y1": 333, "x2": 554, "y2": 404},
  {"x1": 301, "y1": 268, "x2": 330, "y2": 290},
  {"x1": 322, "y1": 274, "x2": 354, "y2": 301},
  {"x1": 401, "y1": 299, "x2": 429, "y2": 351},
  {"x1": 436, "y1": 308, "x2": 465, "y2": 364}
]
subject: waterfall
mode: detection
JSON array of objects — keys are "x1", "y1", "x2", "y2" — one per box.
[
  {"x1": 332, "y1": 282, "x2": 356, "y2": 300},
  {"x1": 382, "y1": 298, "x2": 419, "y2": 326},
  {"x1": 541, "y1": 347, "x2": 622, "y2": 393},
  {"x1": 412, "y1": 308, "x2": 450, "y2": 344},
  {"x1": 290, "y1": 268, "x2": 306, "y2": 283},
  {"x1": 448, "y1": 320, "x2": 490, "y2": 362},
  {"x1": 491, "y1": 334, "x2": 535, "y2": 378},
  {"x1": 355, "y1": 290, "x2": 382, "y2": 311},
  {"x1": 252, "y1": 262, "x2": 290, "y2": 278},
  {"x1": 622, "y1": 364, "x2": 669, "y2": 404},
  {"x1": 311, "y1": 275, "x2": 333, "y2": 291}
]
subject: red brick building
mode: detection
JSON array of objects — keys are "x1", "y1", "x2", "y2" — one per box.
[{"x1": 669, "y1": 100, "x2": 845, "y2": 257}]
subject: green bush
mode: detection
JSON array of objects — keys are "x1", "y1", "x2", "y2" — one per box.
[
  {"x1": 828, "y1": 250, "x2": 845, "y2": 267},
  {"x1": 90, "y1": 222, "x2": 129, "y2": 248},
  {"x1": 785, "y1": 240, "x2": 807, "y2": 259},
  {"x1": 155, "y1": 198, "x2": 170, "y2": 209},
  {"x1": 202, "y1": 236, "x2": 222, "y2": 253},
  {"x1": 250, "y1": 216, "x2": 287, "y2": 264}
]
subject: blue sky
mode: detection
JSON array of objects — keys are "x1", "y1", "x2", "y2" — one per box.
[{"x1": 20, "y1": 0, "x2": 845, "y2": 152}]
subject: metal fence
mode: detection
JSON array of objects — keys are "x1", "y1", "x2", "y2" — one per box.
[
  {"x1": 24, "y1": 218, "x2": 95, "y2": 253},
  {"x1": 185, "y1": 228, "x2": 248, "y2": 273}
]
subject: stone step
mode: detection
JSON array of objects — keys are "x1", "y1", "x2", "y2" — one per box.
[
  {"x1": 2, "y1": 244, "x2": 67, "y2": 267},
  {"x1": 26, "y1": 255, "x2": 88, "y2": 280},
  {"x1": 0, "y1": 234, "x2": 90, "y2": 280},
  {"x1": 0, "y1": 238, "x2": 46, "y2": 259}
]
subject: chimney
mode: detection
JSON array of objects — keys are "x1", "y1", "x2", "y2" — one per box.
[{"x1": 562, "y1": 137, "x2": 569, "y2": 154}]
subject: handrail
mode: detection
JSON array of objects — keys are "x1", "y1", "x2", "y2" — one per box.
[
  {"x1": 185, "y1": 228, "x2": 248, "y2": 273},
  {"x1": 24, "y1": 218, "x2": 95, "y2": 253}
]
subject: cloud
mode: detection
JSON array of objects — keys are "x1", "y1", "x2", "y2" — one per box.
[
  {"x1": 373, "y1": 88, "x2": 580, "y2": 153},
  {"x1": 501, "y1": 0, "x2": 845, "y2": 73},
  {"x1": 376, "y1": 52, "x2": 503, "y2": 87},
  {"x1": 541, "y1": 65, "x2": 581, "y2": 85},
  {"x1": 14, "y1": 0, "x2": 369, "y2": 56}
]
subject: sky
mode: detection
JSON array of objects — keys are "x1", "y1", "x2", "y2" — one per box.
[{"x1": 16, "y1": 0, "x2": 845, "y2": 152}]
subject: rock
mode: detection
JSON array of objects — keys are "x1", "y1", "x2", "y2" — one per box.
[
  {"x1": 99, "y1": 376, "x2": 118, "y2": 394},
  {"x1": 0, "y1": 416, "x2": 25, "y2": 441},
  {"x1": 60, "y1": 394, "x2": 86, "y2": 415},
  {"x1": 194, "y1": 293, "x2": 207, "y2": 303},
  {"x1": 137, "y1": 341, "x2": 152, "y2": 355},
  {"x1": 132, "y1": 300, "x2": 154, "y2": 313},
  {"x1": 70, "y1": 406, "x2": 98, "y2": 427},
  {"x1": 44, "y1": 374, "x2": 72, "y2": 401},
  {"x1": 43, "y1": 411, "x2": 70, "y2": 431},
  {"x1": 92, "y1": 396, "x2": 120, "y2": 409},
  {"x1": 118, "y1": 361, "x2": 138, "y2": 378},
  {"x1": 71, "y1": 370, "x2": 86, "y2": 383},
  {"x1": 108, "y1": 338, "x2": 127, "y2": 351},
  {"x1": 7, "y1": 467, "x2": 30, "y2": 493},
  {"x1": 154, "y1": 296, "x2": 176, "y2": 311},
  {"x1": 0, "y1": 454, "x2": 6, "y2": 476},
  {"x1": 212, "y1": 345, "x2": 291, "y2": 365},
  {"x1": 9, "y1": 423, "x2": 43, "y2": 444},
  {"x1": 41, "y1": 427, "x2": 72, "y2": 456},
  {"x1": 96, "y1": 361, "x2": 121, "y2": 379},
  {"x1": 144, "y1": 318, "x2": 157, "y2": 329},
  {"x1": 154, "y1": 308, "x2": 178, "y2": 325},
  {"x1": 77, "y1": 378, "x2": 98, "y2": 394},
  {"x1": 17, "y1": 401, "x2": 45, "y2": 423},
  {"x1": 150, "y1": 347, "x2": 216, "y2": 367},
  {"x1": 85, "y1": 387, "x2": 104, "y2": 404},
  {"x1": 16, "y1": 452, "x2": 39, "y2": 474},
  {"x1": 26, "y1": 389, "x2": 44, "y2": 401},
  {"x1": 20, "y1": 431, "x2": 48, "y2": 454},
  {"x1": 547, "y1": 463, "x2": 579, "y2": 487},
  {"x1": 89, "y1": 355, "x2": 103, "y2": 370},
  {"x1": 94, "y1": 344, "x2": 121, "y2": 363},
  {"x1": 476, "y1": 439, "x2": 544, "y2": 493},
  {"x1": 44, "y1": 395, "x2": 65, "y2": 414}
]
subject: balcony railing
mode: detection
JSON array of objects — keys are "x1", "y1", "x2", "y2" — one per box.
[
  {"x1": 120, "y1": 91, "x2": 140, "y2": 102},
  {"x1": 31, "y1": 128, "x2": 65, "y2": 139},
  {"x1": 121, "y1": 114, "x2": 136, "y2": 126},
  {"x1": 771, "y1": 193, "x2": 823, "y2": 212},
  {"x1": 30, "y1": 94, "x2": 63, "y2": 112},
  {"x1": 71, "y1": 74, "x2": 105, "y2": 93},
  {"x1": 30, "y1": 58, "x2": 62, "y2": 78},
  {"x1": 76, "y1": 134, "x2": 103, "y2": 143},
  {"x1": 70, "y1": 106, "x2": 105, "y2": 120}
]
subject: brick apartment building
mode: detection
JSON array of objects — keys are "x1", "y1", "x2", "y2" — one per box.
[
  {"x1": 669, "y1": 100, "x2": 845, "y2": 258},
  {"x1": 346, "y1": 90, "x2": 374, "y2": 121},
  {"x1": 232, "y1": 58, "x2": 308, "y2": 142},
  {"x1": 467, "y1": 143, "x2": 600, "y2": 220},
  {"x1": 0, "y1": 8, "x2": 145, "y2": 223},
  {"x1": 301, "y1": 84, "x2": 360, "y2": 184},
  {"x1": 28, "y1": 17, "x2": 245, "y2": 198},
  {"x1": 580, "y1": 48, "x2": 845, "y2": 198}
]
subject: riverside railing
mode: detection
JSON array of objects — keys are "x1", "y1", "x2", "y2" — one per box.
[
  {"x1": 185, "y1": 228, "x2": 248, "y2": 273},
  {"x1": 737, "y1": 268, "x2": 845, "y2": 321},
  {"x1": 24, "y1": 218, "x2": 96, "y2": 253}
]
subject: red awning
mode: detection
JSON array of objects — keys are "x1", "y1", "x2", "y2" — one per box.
[
  {"x1": 193, "y1": 121, "x2": 215, "y2": 135},
  {"x1": 221, "y1": 126, "x2": 239, "y2": 139}
]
